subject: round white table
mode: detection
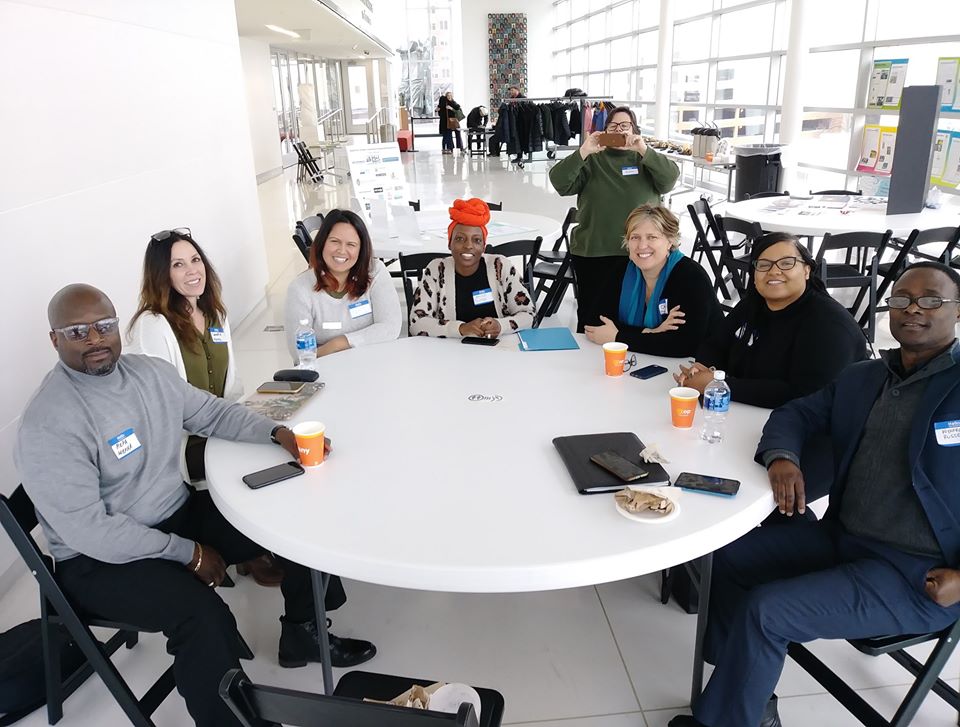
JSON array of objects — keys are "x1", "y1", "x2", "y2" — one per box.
[
  {"x1": 206, "y1": 335, "x2": 776, "y2": 696},
  {"x1": 369, "y1": 210, "x2": 561, "y2": 258},
  {"x1": 724, "y1": 196, "x2": 960, "y2": 237}
]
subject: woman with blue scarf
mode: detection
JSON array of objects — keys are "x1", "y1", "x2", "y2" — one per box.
[{"x1": 584, "y1": 204, "x2": 722, "y2": 357}]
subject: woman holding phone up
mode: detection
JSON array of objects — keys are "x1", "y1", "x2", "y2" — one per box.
[{"x1": 548, "y1": 105, "x2": 679, "y2": 331}]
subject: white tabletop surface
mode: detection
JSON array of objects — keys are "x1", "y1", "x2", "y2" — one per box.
[
  {"x1": 205, "y1": 335, "x2": 775, "y2": 593},
  {"x1": 369, "y1": 210, "x2": 561, "y2": 258},
  {"x1": 724, "y1": 196, "x2": 960, "y2": 237}
]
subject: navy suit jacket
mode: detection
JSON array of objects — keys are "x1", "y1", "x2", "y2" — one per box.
[{"x1": 756, "y1": 343, "x2": 960, "y2": 568}]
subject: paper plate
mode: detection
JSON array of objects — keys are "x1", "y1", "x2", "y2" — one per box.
[
  {"x1": 429, "y1": 683, "x2": 482, "y2": 718},
  {"x1": 614, "y1": 486, "x2": 680, "y2": 524}
]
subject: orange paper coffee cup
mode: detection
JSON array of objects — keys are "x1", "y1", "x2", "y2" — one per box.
[
  {"x1": 292, "y1": 421, "x2": 326, "y2": 468},
  {"x1": 669, "y1": 387, "x2": 700, "y2": 429},
  {"x1": 602, "y1": 342, "x2": 629, "y2": 377}
]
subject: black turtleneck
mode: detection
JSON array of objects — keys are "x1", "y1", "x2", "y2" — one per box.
[{"x1": 695, "y1": 287, "x2": 867, "y2": 409}]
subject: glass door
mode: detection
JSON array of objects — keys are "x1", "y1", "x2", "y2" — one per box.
[{"x1": 343, "y1": 61, "x2": 376, "y2": 134}]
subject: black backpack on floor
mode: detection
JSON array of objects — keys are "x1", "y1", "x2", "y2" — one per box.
[{"x1": 0, "y1": 619, "x2": 87, "y2": 725}]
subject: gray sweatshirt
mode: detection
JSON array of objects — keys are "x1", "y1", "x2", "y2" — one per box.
[{"x1": 14, "y1": 355, "x2": 275, "y2": 565}]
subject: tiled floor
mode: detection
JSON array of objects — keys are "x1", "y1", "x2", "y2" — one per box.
[{"x1": 1, "y1": 146, "x2": 952, "y2": 725}]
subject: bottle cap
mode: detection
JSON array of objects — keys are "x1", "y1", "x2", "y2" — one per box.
[{"x1": 714, "y1": 370, "x2": 726, "y2": 381}]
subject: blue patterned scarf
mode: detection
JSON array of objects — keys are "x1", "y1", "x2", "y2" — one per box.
[{"x1": 618, "y1": 249, "x2": 684, "y2": 328}]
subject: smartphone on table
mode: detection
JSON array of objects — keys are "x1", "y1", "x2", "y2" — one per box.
[
  {"x1": 597, "y1": 132, "x2": 626, "y2": 147},
  {"x1": 630, "y1": 364, "x2": 668, "y2": 380},
  {"x1": 462, "y1": 336, "x2": 500, "y2": 346},
  {"x1": 590, "y1": 450, "x2": 649, "y2": 483},
  {"x1": 674, "y1": 472, "x2": 740, "y2": 497},
  {"x1": 256, "y1": 381, "x2": 305, "y2": 394},
  {"x1": 242, "y1": 461, "x2": 305, "y2": 490}
]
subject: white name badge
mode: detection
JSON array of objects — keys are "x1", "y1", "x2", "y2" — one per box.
[
  {"x1": 658, "y1": 298, "x2": 669, "y2": 316},
  {"x1": 934, "y1": 420, "x2": 960, "y2": 447},
  {"x1": 209, "y1": 327, "x2": 228, "y2": 344},
  {"x1": 321, "y1": 321, "x2": 343, "y2": 330},
  {"x1": 472, "y1": 288, "x2": 495, "y2": 305},
  {"x1": 621, "y1": 166, "x2": 640, "y2": 176},
  {"x1": 348, "y1": 299, "x2": 373, "y2": 319},
  {"x1": 108, "y1": 428, "x2": 142, "y2": 460}
]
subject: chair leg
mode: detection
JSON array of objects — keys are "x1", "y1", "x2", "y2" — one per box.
[
  {"x1": 889, "y1": 634, "x2": 960, "y2": 726},
  {"x1": 42, "y1": 599, "x2": 64, "y2": 725},
  {"x1": 125, "y1": 630, "x2": 139, "y2": 649},
  {"x1": 237, "y1": 631, "x2": 255, "y2": 661}
]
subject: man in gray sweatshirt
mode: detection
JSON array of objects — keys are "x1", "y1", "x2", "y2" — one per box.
[{"x1": 15, "y1": 284, "x2": 375, "y2": 727}]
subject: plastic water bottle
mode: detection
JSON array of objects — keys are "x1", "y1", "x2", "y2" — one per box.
[
  {"x1": 295, "y1": 319, "x2": 317, "y2": 368},
  {"x1": 700, "y1": 370, "x2": 731, "y2": 444}
]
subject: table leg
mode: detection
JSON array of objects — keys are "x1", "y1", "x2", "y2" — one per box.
[
  {"x1": 726, "y1": 168, "x2": 734, "y2": 201},
  {"x1": 310, "y1": 569, "x2": 334, "y2": 695},
  {"x1": 690, "y1": 551, "x2": 714, "y2": 709}
]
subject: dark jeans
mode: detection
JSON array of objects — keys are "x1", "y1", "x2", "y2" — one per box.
[
  {"x1": 569, "y1": 254, "x2": 629, "y2": 333},
  {"x1": 694, "y1": 521, "x2": 958, "y2": 727},
  {"x1": 56, "y1": 488, "x2": 346, "y2": 727},
  {"x1": 442, "y1": 128, "x2": 462, "y2": 150}
]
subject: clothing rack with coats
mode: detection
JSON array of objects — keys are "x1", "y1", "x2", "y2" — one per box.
[{"x1": 490, "y1": 95, "x2": 613, "y2": 168}]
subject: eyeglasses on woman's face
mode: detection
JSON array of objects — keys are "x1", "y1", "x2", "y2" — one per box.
[
  {"x1": 605, "y1": 121, "x2": 633, "y2": 132},
  {"x1": 752, "y1": 256, "x2": 803, "y2": 273},
  {"x1": 886, "y1": 295, "x2": 960, "y2": 310}
]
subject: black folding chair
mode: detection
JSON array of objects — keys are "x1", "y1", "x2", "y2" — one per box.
[
  {"x1": 293, "y1": 141, "x2": 324, "y2": 185},
  {"x1": 902, "y1": 225, "x2": 960, "y2": 266},
  {"x1": 531, "y1": 208, "x2": 578, "y2": 313},
  {"x1": 713, "y1": 215, "x2": 763, "y2": 306},
  {"x1": 810, "y1": 189, "x2": 862, "y2": 196},
  {"x1": 484, "y1": 201, "x2": 503, "y2": 211},
  {"x1": 538, "y1": 207, "x2": 577, "y2": 264},
  {"x1": 486, "y1": 237, "x2": 542, "y2": 304},
  {"x1": 292, "y1": 214, "x2": 325, "y2": 263},
  {"x1": 746, "y1": 191, "x2": 790, "y2": 200},
  {"x1": 816, "y1": 230, "x2": 893, "y2": 342},
  {"x1": 398, "y1": 252, "x2": 448, "y2": 323},
  {"x1": 220, "y1": 668, "x2": 505, "y2": 727},
  {"x1": 0, "y1": 486, "x2": 252, "y2": 726},
  {"x1": 408, "y1": 200, "x2": 422, "y2": 212},
  {"x1": 787, "y1": 622, "x2": 960, "y2": 727},
  {"x1": 687, "y1": 197, "x2": 729, "y2": 299}
]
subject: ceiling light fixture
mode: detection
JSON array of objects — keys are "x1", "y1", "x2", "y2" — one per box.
[{"x1": 265, "y1": 24, "x2": 301, "y2": 38}]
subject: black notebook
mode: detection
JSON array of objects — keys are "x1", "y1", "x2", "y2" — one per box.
[{"x1": 552, "y1": 432, "x2": 671, "y2": 495}]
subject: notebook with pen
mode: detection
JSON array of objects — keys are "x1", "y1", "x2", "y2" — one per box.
[
  {"x1": 552, "y1": 432, "x2": 671, "y2": 495},
  {"x1": 517, "y1": 327, "x2": 579, "y2": 351}
]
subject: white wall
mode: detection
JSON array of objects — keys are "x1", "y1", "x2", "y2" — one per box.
[
  {"x1": 459, "y1": 0, "x2": 555, "y2": 111},
  {"x1": 239, "y1": 37, "x2": 284, "y2": 179},
  {"x1": 0, "y1": 0, "x2": 269, "y2": 591}
]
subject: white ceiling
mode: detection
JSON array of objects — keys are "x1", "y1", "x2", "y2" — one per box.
[{"x1": 234, "y1": 0, "x2": 394, "y2": 60}]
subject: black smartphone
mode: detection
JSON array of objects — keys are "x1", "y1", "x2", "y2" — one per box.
[
  {"x1": 590, "y1": 450, "x2": 649, "y2": 483},
  {"x1": 630, "y1": 364, "x2": 668, "y2": 380},
  {"x1": 462, "y1": 336, "x2": 500, "y2": 346},
  {"x1": 674, "y1": 472, "x2": 740, "y2": 497},
  {"x1": 256, "y1": 381, "x2": 305, "y2": 394},
  {"x1": 242, "y1": 461, "x2": 305, "y2": 490}
]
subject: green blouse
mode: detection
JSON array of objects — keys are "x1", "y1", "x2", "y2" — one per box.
[{"x1": 178, "y1": 322, "x2": 229, "y2": 398}]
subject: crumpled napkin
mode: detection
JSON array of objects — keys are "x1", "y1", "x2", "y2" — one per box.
[{"x1": 640, "y1": 444, "x2": 670, "y2": 464}]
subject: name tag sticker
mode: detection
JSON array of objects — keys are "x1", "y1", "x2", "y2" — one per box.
[
  {"x1": 321, "y1": 321, "x2": 343, "y2": 330},
  {"x1": 658, "y1": 298, "x2": 669, "y2": 316},
  {"x1": 209, "y1": 327, "x2": 228, "y2": 344},
  {"x1": 621, "y1": 166, "x2": 640, "y2": 176},
  {"x1": 934, "y1": 420, "x2": 960, "y2": 447},
  {"x1": 348, "y1": 299, "x2": 373, "y2": 319},
  {"x1": 108, "y1": 428, "x2": 142, "y2": 460},
  {"x1": 472, "y1": 288, "x2": 495, "y2": 305}
]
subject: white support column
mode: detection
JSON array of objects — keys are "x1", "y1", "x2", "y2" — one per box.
[
  {"x1": 655, "y1": 0, "x2": 674, "y2": 139},
  {"x1": 779, "y1": 0, "x2": 810, "y2": 191}
]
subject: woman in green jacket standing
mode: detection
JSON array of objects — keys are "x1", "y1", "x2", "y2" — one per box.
[{"x1": 549, "y1": 106, "x2": 679, "y2": 331}]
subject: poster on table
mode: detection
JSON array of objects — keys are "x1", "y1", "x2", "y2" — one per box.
[
  {"x1": 931, "y1": 131, "x2": 960, "y2": 189},
  {"x1": 346, "y1": 142, "x2": 409, "y2": 219},
  {"x1": 867, "y1": 59, "x2": 908, "y2": 110},
  {"x1": 936, "y1": 57, "x2": 960, "y2": 112},
  {"x1": 857, "y1": 125, "x2": 897, "y2": 174}
]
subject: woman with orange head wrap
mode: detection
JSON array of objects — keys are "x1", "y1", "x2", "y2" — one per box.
[{"x1": 409, "y1": 198, "x2": 535, "y2": 338}]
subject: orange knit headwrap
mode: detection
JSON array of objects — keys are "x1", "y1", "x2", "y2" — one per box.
[{"x1": 447, "y1": 198, "x2": 491, "y2": 242}]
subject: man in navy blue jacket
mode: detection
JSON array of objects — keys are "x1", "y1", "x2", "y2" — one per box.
[{"x1": 671, "y1": 261, "x2": 960, "y2": 727}]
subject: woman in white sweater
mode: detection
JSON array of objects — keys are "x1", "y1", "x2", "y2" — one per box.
[
  {"x1": 284, "y1": 209, "x2": 403, "y2": 362},
  {"x1": 409, "y1": 198, "x2": 535, "y2": 337}
]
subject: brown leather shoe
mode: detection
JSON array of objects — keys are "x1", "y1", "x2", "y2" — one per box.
[{"x1": 236, "y1": 554, "x2": 284, "y2": 587}]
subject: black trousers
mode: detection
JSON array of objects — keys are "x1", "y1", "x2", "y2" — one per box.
[
  {"x1": 569, "y1": 254, "x2": 629, "y2": 332},
  {"x1": 56, "y1": 489, "x2": 346, "y2": 727}
]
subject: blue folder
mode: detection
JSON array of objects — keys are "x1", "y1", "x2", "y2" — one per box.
[{"x1": 517, "y1": 327, "x2": 580, "y2": 351}]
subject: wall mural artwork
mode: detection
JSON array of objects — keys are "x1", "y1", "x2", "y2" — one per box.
[{"x1": 488, "y1": 13, "x2": 527, "y2": 115}]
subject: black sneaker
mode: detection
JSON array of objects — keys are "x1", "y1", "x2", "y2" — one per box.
[{"x1": 278, "y1": 617, "x2": 377, "y2": 668}]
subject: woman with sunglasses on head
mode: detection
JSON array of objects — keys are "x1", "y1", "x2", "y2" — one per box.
[
  {"x1": 127, "y1": 229, "x2": 283, "y2": 586},
  {"x1": 284, "y1": 209, "x2": 402, "y2": 362},
  {"x1": 549, "y1": 105, "x2": 679, "y2": 332}
]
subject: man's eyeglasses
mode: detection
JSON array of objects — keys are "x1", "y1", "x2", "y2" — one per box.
[
  {"x1": 886, "y1": 295, "x2": 960, "y2": 310},
  {"x1": 605, "y1": 122, "x2": 633, "y2": 132},
  {"x1": 52, "y1": 317, "x2": 120, "y2": 342},
  {"x1": 752, "y1": 256, "x2": 803, "y2": 272},
  {"x1": 151, "y1": 227, "x2": 192, "y2": 243}
]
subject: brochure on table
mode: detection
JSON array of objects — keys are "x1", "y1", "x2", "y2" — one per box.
[
  {"x1": 857, "y1": 125, "x2": 897, "y2": 175},
  {"x1": 936, "y1": 57, "x2": 960, "y2": 112},
  {"x1": 867, "y1": 59, "x2": 908, "y2": 110},
  {"x1": 346, "y1": 142, "x2": 409, "y2": 220},
  {"x1": 932, "y1": 130, "x2": 960, "y2": 189}
]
